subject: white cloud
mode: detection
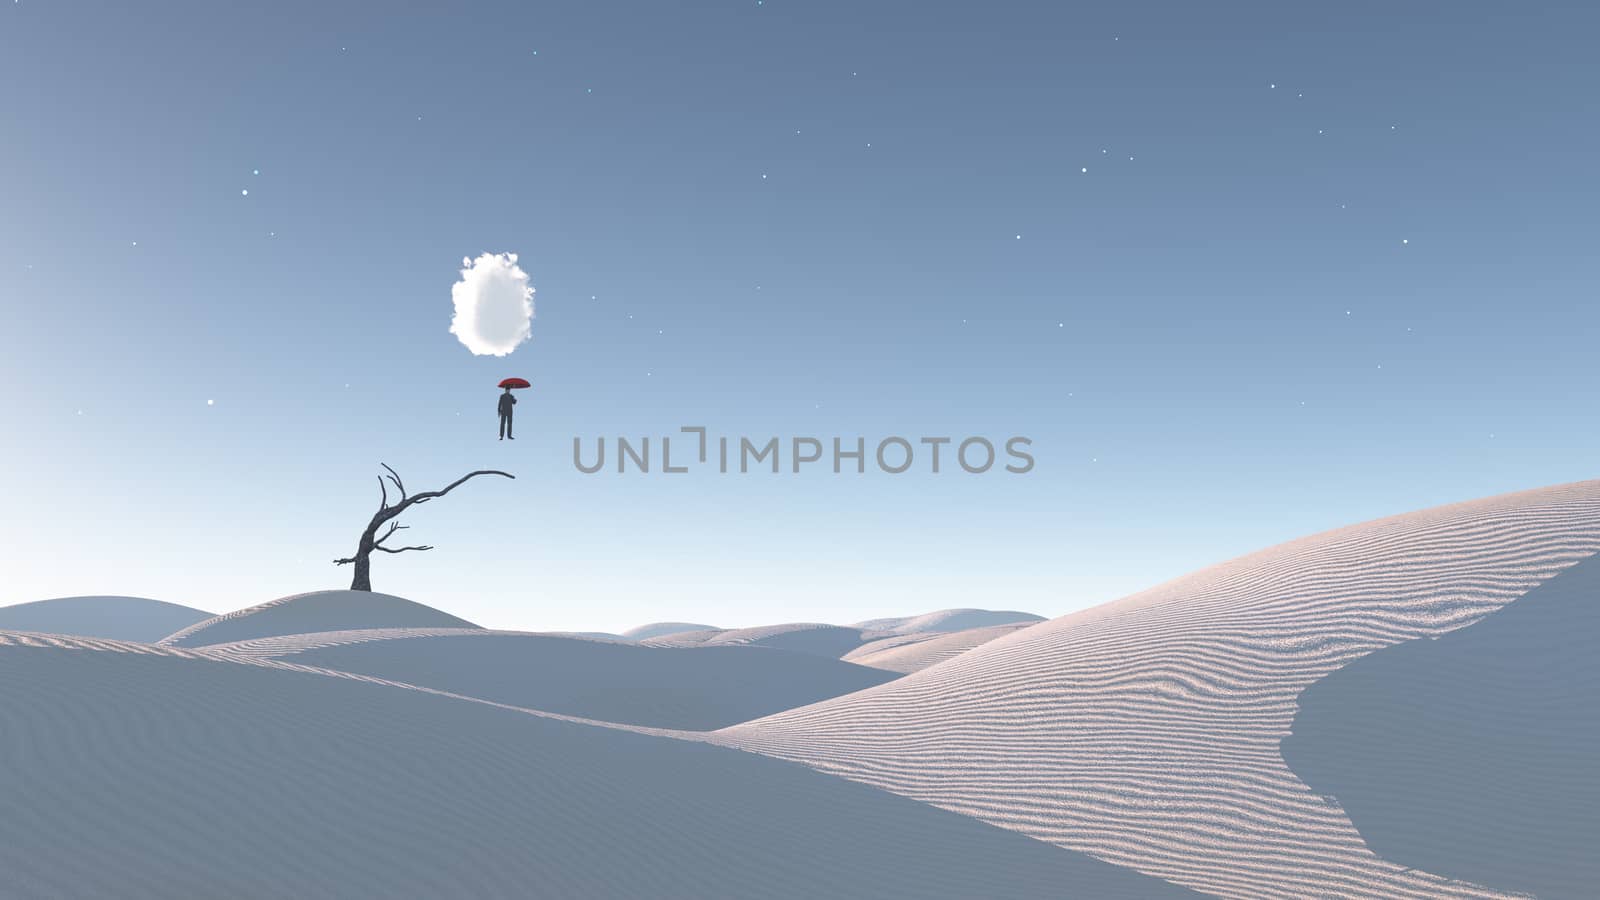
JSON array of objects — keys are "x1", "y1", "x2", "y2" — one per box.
[{"x1": 449, "y1": 252, "x2": 535, "y2": 356}]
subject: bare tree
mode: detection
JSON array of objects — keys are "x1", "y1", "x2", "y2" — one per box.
[{"x1": 334, "y1": 464, "x2": 514, "y2": 592}]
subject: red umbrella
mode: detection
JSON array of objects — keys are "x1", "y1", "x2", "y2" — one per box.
[{"x1": 498, "y1": 377, "x2": 531, "y2": 389}]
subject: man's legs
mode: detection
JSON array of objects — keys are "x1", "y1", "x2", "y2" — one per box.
[
  {"x1": 507, "y1": 414, "x2": 514, "y2": 439},
  {"x1": 499, "y1": 414, "x2": 508, "y2": 440}
]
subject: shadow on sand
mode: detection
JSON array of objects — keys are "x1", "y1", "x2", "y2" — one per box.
[{"x1": 1283, "y1": 551, "x2": 1600, "y2": 899}]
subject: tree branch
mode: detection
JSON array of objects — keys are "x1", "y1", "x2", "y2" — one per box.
[
  {"x1": 378, "y1": 475, "x2": 389, "y2": 511},
  {"x1": 375, "y1": 544, "x2": 433, "y2": 554},
  {"x1": 405, "y1": 470, "x2": 515, "y2": 507},
  {"x1": 381, "y1": 463, "x2": 407, "y2": 502},
  {"x1": 333, "y1": 557, "x2": 356, "y2": 566},
  {"x1": 374, "y1": 520, "x2": 409, "y2": 547}
]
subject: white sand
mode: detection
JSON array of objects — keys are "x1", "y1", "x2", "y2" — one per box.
[
  {"x1": 13, "y1": 482, "x2": 1597, "y2": 897},
  {"x1": 1282, "y1": 550, "x2": 1600, "y2": 898},
  {"x1": 711, "y1": 481, "x2": 1600, "y2": 899},
  {"x1": 853, "y1": 608, "x2": 1045, "y2": 635},
  {"x1": 620, "y1": 621, "x2": 720, "y2": 640},
  {"x1": 159, "y1": 590, "x2": 477, "y2": 647},
  {"x1": 843, "y1": 623, "x2": 1035, "y2": 674},
  {"x1": 0, "y1": 632, "x2": 1197, "y2": 899},
  {"x1": 645, "y1": 622, "x2": 870, "y2": 658},
  {"x1": 0, "y1": 596, "x2": 213, "y2": 643},
  {"x1": 203, "y1": 626, "x2": 901, "y2": 730}
]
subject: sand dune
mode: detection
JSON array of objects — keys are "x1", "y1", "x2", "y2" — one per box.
[
  {"x1": 159, "y1": 590, "x2": 477, "y2": 648},
  {"x1": 711, "y1": 481, "x2": 1600, "y2": 899},
  {"x1": 0, "y1": 634, "x2": 1197, "y2": 899},
  {"x1": 854, "y1": 608, "x2": 1045, "y2": 635},
  {"x1": 203, "y1": 627, "x2": 900, "y2": 730},
  {"x1": 1283, "y1": 547, "x2": 1600, "y2": 899},
  {"x1": 0, "y1": 596, "x2": 213, "y2": 643},
  {"x1": 197, "y1": 627, "x2": 493, "y2": 658},
  {"x1": 621, "y1": 621, "x2": 719, "y2": 640},
  {"x1": 635, "y1": 611, "x2": 1043, "y2": 669},
  {"x1": 646, "y1": 623, "x2": 869, "y2": 659},
  {"x1": 843, "y1": 623, "x2": 1035, "y2": 674}
]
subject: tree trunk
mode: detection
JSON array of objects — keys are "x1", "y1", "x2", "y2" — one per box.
[
  {"x1": 348, "y1": 530, "x2": 377, "y2": 592},
  {"x1": 349, "y1": 554, "x2": 373, "y2": 591}
]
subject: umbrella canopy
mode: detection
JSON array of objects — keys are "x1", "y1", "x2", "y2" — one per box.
[{"x1": 498, "y1": 377, "x2": 531, "y2": 389}]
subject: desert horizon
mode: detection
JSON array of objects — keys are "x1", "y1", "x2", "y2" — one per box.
[{"x1": 2, "y1": 479, "x2": 1595, "y2": 897}]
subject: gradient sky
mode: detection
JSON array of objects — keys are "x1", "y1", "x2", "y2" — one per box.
[{"x1": 3, "y1": 1, "x2": 1596, "y2": 632}]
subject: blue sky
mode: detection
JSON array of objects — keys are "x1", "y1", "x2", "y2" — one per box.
[{"x1": 2, "y1": 1, "x2": 1597, "y2": 632}]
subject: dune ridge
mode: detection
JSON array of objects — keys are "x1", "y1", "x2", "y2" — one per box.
[
  {"x1": 200, "y1": 627, "x2": 496, "y2": 658},
  {"x1": 0, "y1": 596, "x2": 214, "y2": 643},
  {"x1": 159, "y1": 590, "x2": 478, "y2": 648},
  {"x1": 854, "y1": 609, "x2": 1045, "y2": 635},
  {"x1": 843, "y1": 623, "x2": 1035, "y2": 673},
  {"x1": 645, "y1": 623, "x2": 869, "y2": 658},
  {"x1": 711, "y1": 480, "x2": 1600, "y2": 899},
  {"x1": 621, "y1": 622, "x2": 719, "y2": 641},
  {"x1": 201, "y1": 627, "x2": 901, "y2": 730}
]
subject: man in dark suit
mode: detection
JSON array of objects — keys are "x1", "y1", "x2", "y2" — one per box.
[{"x1": 498, "y1": 387, "x2": 517, "y2": 440}]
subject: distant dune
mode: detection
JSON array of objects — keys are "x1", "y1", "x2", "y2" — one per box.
[
  {"x1": 1283, "y1": 548, "x2": 1600, "y2": 899},
  {"x1": 712, "y1": 481, "x2": 1600, "y2": 899},
  {"x1": 0, "y1": 634, "x2": 1197, "y2": 899},
  {"x1": 0, "y1": 596, "x2": 213, "y2": 643},
  {"x1": 159, "y1": 590, "x2": 477, "y2": 648},
  {"x1": 843, "y1": 623, "x2": 1033, "y2": 674},
  {"x1": 621, "y1": 622, "x2": 719, "y2": 641},
  {"x1": 206, "y1": 628, "x2": 901, "y2": 730},
  {"x1": 630, "y1": 611, "x2": 1045, "y2": 669},
  {"x1": 646, "y1": 623, "x2": 869, "y2": 659},
  {"x1": 854, "y1": 608, "x2": 1045, "y2": 635}
]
